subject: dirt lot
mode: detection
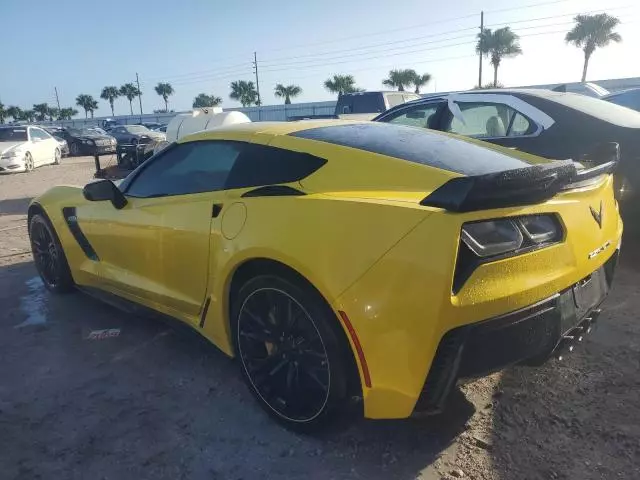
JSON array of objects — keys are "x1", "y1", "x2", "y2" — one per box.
[{"x1": 1, "y1": 159, "x2": 638, "y2": 480}]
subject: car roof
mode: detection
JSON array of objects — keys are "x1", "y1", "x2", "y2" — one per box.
[{"x1": 185, "y1": 119, "x2": 368, "y2": 140}]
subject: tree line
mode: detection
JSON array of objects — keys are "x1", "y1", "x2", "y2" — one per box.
[{"x1": 0, "y1": 13, "x2": 622, "y2": 124}]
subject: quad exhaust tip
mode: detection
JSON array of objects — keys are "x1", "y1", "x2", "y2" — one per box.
[{"x1": 555, "y1": 309, "x2": 601, "y2": 361}]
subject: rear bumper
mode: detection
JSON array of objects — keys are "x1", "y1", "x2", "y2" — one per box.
[{"x1": 414, "y1": 250, "x2": 618, "y2": 414}]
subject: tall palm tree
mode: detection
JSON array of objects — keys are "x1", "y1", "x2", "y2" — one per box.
[
  {"x1": 192, "y1": 93, "x2": 222, "y2": 108},
  {"x1": 32, "y1": 103, "x2": 50, "y2": 122},
  {"x1": 476, "y1": 27, "x2": 522, "y2": 86},
  {"x1": 0, "y1": 102, "x2": 6, "y2": 124},
  {"x1": 324, "y1": 74, "x2": 359, "y2": 95},
  {"x1": 100, "y1": 86, "x2": 120, "y2": 116},
  {"x1": 154, "y1": 82, "x2": 174, "y2": 112},
  {"x1": 412, "y1": 73, "x2": 432, "y2": 94},
  {"x1": 274, "y1": 84, "x2": 302, "y2": 104},
  {"x1": 229, "y1": 81, "x2": 258, "y2": 107},
  {"x1": 7, "y1": 106, "x2": 22, "y2": 122},
  {"x1": 119, "y1": 83, "x2": 140, "y2": 115},
  {"x1": 565, "y1": 14, "x2": 622, "y2": 82},
  {"x1": 76, "y1": 94, "x2": 96, "y2": 119}
]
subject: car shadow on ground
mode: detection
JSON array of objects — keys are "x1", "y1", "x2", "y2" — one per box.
[
  {"x1": 0, "y1": 197, "x2": 33, "y2": 216},
  {"x1": 482, "y1": 242, "x2": 640, "y2": 480},
  {"x1": 0, "y1": 258, "x2": 475, "y2": 480}
]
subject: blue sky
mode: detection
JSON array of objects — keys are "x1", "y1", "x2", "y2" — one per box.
[{"x1": 1, "y1": 0, "x2": 638, "y2": 117}]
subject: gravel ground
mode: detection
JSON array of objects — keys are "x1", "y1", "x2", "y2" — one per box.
[{"x1": 0, "y1": 158, "x2": 638, "y2": 480}]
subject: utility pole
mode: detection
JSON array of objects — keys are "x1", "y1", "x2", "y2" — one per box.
[
  {"x1": 54, "y1": 87, "x2": 61, "y2": 111},
  {"x1": 478, "y1": 11, "x2": 484, "y2": 88},
  {"x1": 253, "y1": 52, "x2": 261, "y2": 119},
  {"x1": 136, "y1": 72, "x2": 143, "y2": 116}
]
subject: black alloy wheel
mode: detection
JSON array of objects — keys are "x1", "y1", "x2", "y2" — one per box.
[
  {"x1": 28, "y1": 214, "x2": 74, "y2": 293},
  {"x1": 238, "y1": 287, "x2": 330, "y2": 422},
  {"x1": 70, "y1": 142, "x2": 80, "y2": 156},
  {"x1": 233, "y1": 274, "x2": 355, "y2": 431}
]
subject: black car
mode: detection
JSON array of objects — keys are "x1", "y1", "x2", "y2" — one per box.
[
  {"x1": 53, "y1": 127, "x2": 117, "y2": 156},
  {"x1": 603, "y1": 88, "x2": 640, "y2": 112},
  {"x1": 374, "y1": 89, "x2": 640, "y2": 212},
  {"x1": 109, "y1": 124, "x2": 166, "y2": 147}
]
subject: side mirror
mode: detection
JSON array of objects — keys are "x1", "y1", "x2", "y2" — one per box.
[{"x1": 82, "y1": 179, "x2": 128, "y2": 209}]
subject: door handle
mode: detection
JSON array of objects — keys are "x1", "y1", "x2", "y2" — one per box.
[{"x1": 212, "y1": 203, "x2": 223, "y2": 218}]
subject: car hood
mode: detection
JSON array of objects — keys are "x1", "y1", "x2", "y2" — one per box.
[{"x1": 0, "y1": 141, "x2": 27, "y2": 154}]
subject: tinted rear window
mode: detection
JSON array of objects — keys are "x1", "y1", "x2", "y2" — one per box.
[
  {"x1": 527, "y1": 91, "x2": 640, "y2": 127},
  {"x1": 290, "y1": 123, "x2": 548, "y2": 175}
]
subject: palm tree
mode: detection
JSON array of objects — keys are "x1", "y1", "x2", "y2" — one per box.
[
  {"x1": 32, "y1": 103, "x2": 50, "y2": 122},
  {"x1": 0, "y1": 102, "x2": 6, "y2": 124},
  {"x1": 88, "y1": 99, "x2": 98, "y2": 118},
  {"x1": 119, "y1": 83, "x2": 140, "y2": 115},
  {"x1": 47, "y1": 107, "x2": 59, "y2": 122},
  {"x1": 154, "y1": 82, "x2": 174, "y2": 112},
  {"x1": 100, "y1": 86, "x2": 120, "y2": 116},
  {"x1": 324, "y1": 74, "x2": 360, "y2": 95},
  {"x1": 192, "y1": 93, "x2": 222, "y2": 108},
  {"x1": 476, "y1": 27, "x2": 522, "y2": 86},
  {"x1": 76, "y1": 94, "x2": 96, "y2": 119},
  {"x1": 22, "y1": 110, "x2": 35, "y2": 123},
  {"x1": 58, "y1": 108, "x2": 78, "y2": 120},
  {"x1": 412, "y1": 73, "x2": 432, "y2": 94},
  {"x1": 229, "y1": 80, "x2": 258, "y2": 107},
  {"x1": 7, "y1": 106, "x2": 22, "y2": 122},
  {"x1": 274, "y1": 84, "x2": 302, "y2": 104},
  {"x1": 565, "y1": 14, "x2": 622, "y2": 82},
  {"x1": 382, "y1": 69, "x2": 416, "y2": 92}
]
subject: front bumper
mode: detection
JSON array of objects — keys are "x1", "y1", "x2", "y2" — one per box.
[
  {"x1": 0, "y1": 157, "x2": 26, "y2": 173},
  {"x1": 414, "y1": 250, "x2": 618, "y2": 414}
]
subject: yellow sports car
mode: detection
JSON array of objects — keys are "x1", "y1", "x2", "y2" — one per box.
[{"x1": 28, "y1": 120, "x2": 622, "y2": 431}]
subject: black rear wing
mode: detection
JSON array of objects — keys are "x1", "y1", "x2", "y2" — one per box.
[{"x1": 421, "y1": 154, "x2": 617, "y2": 213}]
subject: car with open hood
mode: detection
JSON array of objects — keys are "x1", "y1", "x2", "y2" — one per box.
[{"x1": 27, "y1": 120, "x2": 622, "y2": 431}]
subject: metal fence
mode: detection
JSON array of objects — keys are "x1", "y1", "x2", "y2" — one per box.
[{"x1": 46, "y1": 101, "x2": 338, "y2": 128}]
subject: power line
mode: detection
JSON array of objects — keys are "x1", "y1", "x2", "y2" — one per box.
[
  {"x1": 261, "y1": 28, "x2": 478, "y2": 65},
  {"x1": 484, "y1": 0, "x2": 569, "y2": 15},
  {"x1": 485, "y1": 4, "x2": 636, "y2": 28}
]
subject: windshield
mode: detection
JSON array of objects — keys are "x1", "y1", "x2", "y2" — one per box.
[
  {"x1": 125, "y1": 125, "x2": 150, "y2": 134},
  {"x1": 68, "y1": 128, "x2": 99, "y2": 136},
  {"x1": 90, "y1": 127, "x2": 108, "y2": 135},
  {"x1": 0, "y1": 127, "x2": 28, "y2": 141}
]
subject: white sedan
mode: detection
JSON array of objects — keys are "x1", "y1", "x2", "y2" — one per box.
[{"x1": 0, "y1": 125, "x2": 62, "y2": 173}]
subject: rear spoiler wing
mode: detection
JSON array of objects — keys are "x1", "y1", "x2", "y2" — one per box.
[{"x1": 421, "y1": 143, "x2": 618, "y2": 213}]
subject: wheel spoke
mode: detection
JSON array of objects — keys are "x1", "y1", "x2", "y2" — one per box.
[{"x1": 237, "y1": 287, "x2": 331, "y2": 421}]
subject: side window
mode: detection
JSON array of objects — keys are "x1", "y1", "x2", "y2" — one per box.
[
  {"x1": 509, "y1": 113, "x2": 533, "y2": 136},
  {"x1": 30, "y1": 128, "x2": 50, "y2": 140},
  {"x1": 445, "y1": 102, "x2": 533, "y2": 138},
  {"x1": 125, "y1": 141, "x2": 242, "y2": 198},
  {"x1": 386, "y1": 94, "x2": 406, "y2": 108},
  {"x1": 385, "y1": 104, "x2": 441, "y2": 129},
  {"x1": 225, "y1": 144, "x2": 326, "y2": 189}
]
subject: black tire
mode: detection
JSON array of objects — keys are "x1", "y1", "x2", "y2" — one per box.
[
  {"x1": 28, "y1": 213, "x2": 75, "y2": 294},
  {"x1": 232, "y1": 274, "x2": 354, "y2": 433},
  {"x1": 69, "y1": 142, "x2": 80, "y2": 156}
]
